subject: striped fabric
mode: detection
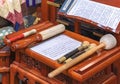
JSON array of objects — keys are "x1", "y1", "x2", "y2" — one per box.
[{"x1": 26, "y1": 0, "x2": 41, "y2": 7}]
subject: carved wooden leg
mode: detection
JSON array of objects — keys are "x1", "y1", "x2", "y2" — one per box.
[
  {"x1": 2, "y1": 73, "x2": 9, "y2": 84},
  {"x1": 17, "y1": 67, "x2": 49, "y2": 84},
  {"x1": 10, "y1": 64, "x2": 19, "y2": 84}
]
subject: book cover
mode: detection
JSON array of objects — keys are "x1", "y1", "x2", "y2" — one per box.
[{"x1": 59, "y1": 0, "x2": 76, "y2": 13}]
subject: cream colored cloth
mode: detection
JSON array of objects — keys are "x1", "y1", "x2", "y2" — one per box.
[{"x1": 0, "y1": 0, "x2": 24, "y2": 24}]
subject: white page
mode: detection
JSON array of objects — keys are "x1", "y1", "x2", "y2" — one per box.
[
  {"x1": 90, "y1": 2, "x2": 107, "y2": 23},
  {"x1": 76, "y1": 1, "x2": 89, "y2": 18},
  {"x1": 89, "y1": 3, "x2": 104, "y2": 22},
  {"x1": 31, "y1": 34, "x2": 81, "y2": 60},
  {"x1": 106, "y1": 8, "x2": 120, "y2": 30},
  {"x1": 67, "y1": 0, "x2": 120, "y2": 32},
  {"x1": 82, "y1": 1, "x2": 96, "y2": 19}
]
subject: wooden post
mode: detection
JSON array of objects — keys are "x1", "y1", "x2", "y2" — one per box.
[{"x1": 41, "y1": 0, "x2": 49, "y2": 21}]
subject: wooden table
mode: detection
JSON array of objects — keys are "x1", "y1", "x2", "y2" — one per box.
[{"x1": 9, "y1": 27, "x2": 120, "y2": 84}]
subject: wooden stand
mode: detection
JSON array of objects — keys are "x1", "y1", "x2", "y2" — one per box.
[{"x1": 9, "y1": 27, "x2": 119, "y2": 84}]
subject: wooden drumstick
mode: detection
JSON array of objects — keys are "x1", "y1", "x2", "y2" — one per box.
[
  {"x1": 57, "y1": 41, "x2": 90, "y2": 63},
  {"x1": 5, "y1": 29, "x2": 37, "y2": 44},
  {"x1": 48, "y1": 34, "x2": 117, "y2": 78},
  {"x1": 11, "y1": 24, "x2": 65, "y2": 51},
  {"x1": 64, "y1": 43, "x2": 95, "y2": 63},
  {"x1": 4, "y1": 21, "x2": 53, "y2": 45}
]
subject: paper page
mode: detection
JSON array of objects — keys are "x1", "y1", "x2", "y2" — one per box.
[
  {"x1": 106, "y1": 8, "x2": 120, "y2": 30},
  {"x1": 89, "y1": 1, "x2": 108, "y2": 23},
  {"x1": 67, "y1": 0, "x2": 120, "y2": 32},
  {"x1": 67, "y1": 0, "x2": 90, "y2": 15},
  {"x1": 31, "y1": 34, "x2": 81, "y2": 60}
]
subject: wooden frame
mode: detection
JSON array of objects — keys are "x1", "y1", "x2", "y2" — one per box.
[{"x1": 0, "y1": 46, "x2": 11, "y2": 84}]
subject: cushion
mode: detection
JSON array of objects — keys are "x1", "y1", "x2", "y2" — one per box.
[{"x1": 0, "y1": 26, "x2": 15, "y2": 48}]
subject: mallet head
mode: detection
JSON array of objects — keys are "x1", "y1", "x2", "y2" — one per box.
[{"x1": 100, "y1": 34, "x2": 117, "y2": 50}]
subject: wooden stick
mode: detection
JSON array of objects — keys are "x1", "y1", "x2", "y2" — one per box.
[
  {"x1": 64, "y1": 43, "x2": 95, "y2": 63},
  {"x1": 57, "y1": 41, "x2": 90, "y2": 63},
  {"x1": 48, "y1": 43, "x2": 106, "y2": 78},
  {"x1": 4, "y1": 21, "x2": 53, "y2": 45},
  {"x1": 6, "y1": 29, "x2": 37, "y2": 43},
  {"x1": 11, "y1": 24, "x2": 65, "y2": 51}
]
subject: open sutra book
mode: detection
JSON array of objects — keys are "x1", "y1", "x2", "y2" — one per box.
[{"x1": 59, "y1": 0, "x2": 120, "y2": 33}]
